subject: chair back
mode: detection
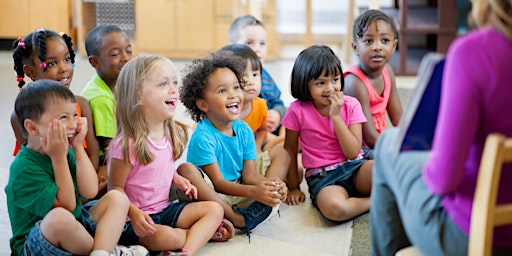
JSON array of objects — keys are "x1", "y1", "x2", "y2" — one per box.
[{"x1": 469, "y1": 133, "x2": 512, "y2": 256}]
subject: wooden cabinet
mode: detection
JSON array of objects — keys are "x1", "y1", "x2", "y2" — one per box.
[
  {"x1": 135, "y1": 0, "x2": 279, "y2": 60},
  {"x1": 0, "y1": 0, "x2": 71, "y2": 38}
]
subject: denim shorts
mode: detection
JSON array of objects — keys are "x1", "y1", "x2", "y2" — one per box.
[
  {"x1": 22, "y1": 201, "x2": 97, "y2": 256},
  {"x1": 119, "y1": 201, "x2": 188, "y2": 246},
  {"x1": 306, "y1": 159, "x2": 367, "y2": 206}
]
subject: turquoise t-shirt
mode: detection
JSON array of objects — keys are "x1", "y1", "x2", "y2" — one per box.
[
  {"x1": 81, "y1": 74, "x2": 116, "y2": 139},
  {"x1": 187, "y1": 118, "x2": 257, "y2": 181},
  {"x1": 5, "y1": 145, "x2": 81, "y2": 256}
]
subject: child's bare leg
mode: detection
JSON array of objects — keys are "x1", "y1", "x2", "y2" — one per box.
[
  {"x1": 139, "y1": 224, "x2": 187, "y2": 251},
  {"x1": 355, "y1": 161, "x2": 373, "y2": 195},
  {"x1": 264, "y1": 146, "x2": 290, "y2": 181},
  {"x1": 40, "y1": 207, "x2": 93, "y2": 255},
  {"x1": 176, "y1": 201, "x2": 224, "y2": 255},
  {"x1": 88, "y1": 189, "x2": 130, "y2": 252},
  {"x1": 316, "y1": 186, "x2": 370, "y2": 221},
  {"x1": 177, "y1": 165, "x2": 245, "y2": 227}
]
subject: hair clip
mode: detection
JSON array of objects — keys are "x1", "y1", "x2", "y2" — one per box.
[
  {"x1": 17, "y1": 37, "x2": 25, "y2": 48},
  {"x1": 36, "y1": 28, "x2": 44, "y2": 33},
  {"x1": 16, "y1": 76, "x2": 23, "y2": 82},
  {"x1": 39, "y1": 62, "x2": 47, "y2": 69},
  {"x1": 59, "y1": 31, "x2": 65, "y2": 37},
  {"x1": 72, "y1": 63, "x2": 76, "y2": 68}
]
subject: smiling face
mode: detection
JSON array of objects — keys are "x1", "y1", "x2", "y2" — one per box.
[
  {"x1": 25, "y1": 37, "x2": 74, "y2": 88},
  {"x1": 197, "y1": 68, "x2": 244, "y2": 126},
  {"x1": 235, "y1": 25, "x2": 268, "y2": 63},
  {"x1": 30, "y1": 98, "x2": 78, "y2": 148},
  {"x1": 308, "y1": 71, "x2": 342, "y2": 109},
  {"x1": 90, "y1": 31, "x2": 133, "y2": 86},
  {"x1": 138, "y1": 60, "x2": 179, "y2": 124},
  {"x1": 353, "y1": 19, "x2": 397, "y2": 71},
  {"x1": 242, "y1": 60, "x2": 262, "y2": 103}
]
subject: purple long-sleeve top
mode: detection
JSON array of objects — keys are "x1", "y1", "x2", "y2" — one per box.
[{"x1": 423, "y1": 27, "x2": 512, "y2": 247}]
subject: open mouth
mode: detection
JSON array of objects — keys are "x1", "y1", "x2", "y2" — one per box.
[
  {"x1": 59, "y1": 77, "x2": 70, "y2": 86},
  {"x1": 67, "y1": 134, "x2": 74, "y2": 145},
  {"x1": 165, "y1": 98, "x2": 177, "y2": 107},
  {"x1": 226, "y1": 102, "x2": 240, "y2": 113}
]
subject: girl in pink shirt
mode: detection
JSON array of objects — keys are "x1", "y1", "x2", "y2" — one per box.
[
  {"x1": 282, "y1": 45, "x2": 373, "y2": 222},
  {"x1": 108, "y1": 54, "x2": 233, "y2": 256}
]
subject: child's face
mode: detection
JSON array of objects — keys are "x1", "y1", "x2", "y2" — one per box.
[
  {"x1": 90, "y1": 31, "x2": 133, "y2": 82},
  {"x1": 198, "y1": 68, "x2": 244, "y2": 123},
  {"x1": 139, "y1": 60, "x2": 179, "y2": 123},
  {"x1": 236, "y1": 25, "x2": 268, "y2": 63},
  {"x1": 353, "y1": 20, "x2": 397, "y2": 71},
  {"x1": 308, "y1": 71, "x2": 342, "y2": 107},
  {"x1": 30, "y1": 99, "x2": 78, "y2": 146},
  {"x1": 26, "y1": 38, "x2": 74, "y2": 88},
  {"x1": 242, "y1": 61, "x2": 262, "y2": 103}
]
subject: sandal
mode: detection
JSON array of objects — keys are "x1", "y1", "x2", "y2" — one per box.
[{"x1": 210, "y1": 218, "x2": 235, "y2": 242}]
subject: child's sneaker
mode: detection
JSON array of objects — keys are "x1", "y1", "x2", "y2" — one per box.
[
  {"x1": 111, "y1": 245, "x2": 149, "y2": 256},
  {"x1": 232, "y1": 201, "x2": 280, "y2": 242}
]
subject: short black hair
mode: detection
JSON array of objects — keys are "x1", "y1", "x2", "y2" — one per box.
[
  {"x1": 180, "y1": 51, "x2": 246, "y2": 122},
  {"x1": 218, "y1": 44, "x2": 262, "y2": 74},
  {"x1": 85, "y1": 24, "x2": 124, "y2": 56},
  {"x1": 353, "y1": 9, "x2": 398, "y2": 42},
  {"x1": 15, "y1": 79, "x2": 76, "y2": 136},
  {"x1": 290, "y1": 45, "x2": 343, "y2": 102}
]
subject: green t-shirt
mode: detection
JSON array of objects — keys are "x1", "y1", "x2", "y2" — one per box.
[
  {"x1": 81, "y1": 74, "x2": 116, "y2": 140},
  {"x1": 5, "y1": 145, "x2": 81, "y2": 256}
]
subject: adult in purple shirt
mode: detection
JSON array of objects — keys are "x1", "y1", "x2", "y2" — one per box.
[{"x1": 370, "y1": 0, "x2": 512, "y2": 255}]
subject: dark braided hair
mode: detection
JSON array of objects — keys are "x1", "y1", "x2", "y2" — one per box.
[
  {"x1": 12, "y1": 29, "x2": 75, "y2": 88},
  {"x1": 352, "y1": 9, "x2": 398, "y2": 42}
]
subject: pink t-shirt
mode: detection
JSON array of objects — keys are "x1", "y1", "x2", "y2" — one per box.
[
  {"x1": 109, "y1": 137, "x2": 174, "y2": 215},
  {"x1": 281, "y1": 96, "x2": 367, "y2": 169}
]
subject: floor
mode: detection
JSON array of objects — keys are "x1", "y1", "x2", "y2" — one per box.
[{"x1": 0, "y1": 46, "x2": 417, "y2": 255}]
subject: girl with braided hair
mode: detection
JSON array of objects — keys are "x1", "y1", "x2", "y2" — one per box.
[{"x1": 10, "y1": 29, "x2": 101, "y2": 173}]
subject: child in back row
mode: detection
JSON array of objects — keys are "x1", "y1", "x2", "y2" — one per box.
[
  {"x1": 11, "y1": 29, "x2": 101, "y2": 171},
  {"x1": 343, "y1": 9, "x2": 403, "y2": 159},
  {"x1": 282, "y1": 45, "x2": 373, "y2": 222},
  {"x1": 229, "y1": 15, "x2": 286, "y2": 143},
  {"x1": 5, "y1": 79, "x2": 148, "y2": 256},
  {"x1": 107, "y1": 54, "x2": 229, "y2": 256},
  {"x1": 178, "y1": 51, "x2": 288, "y2": 240}
]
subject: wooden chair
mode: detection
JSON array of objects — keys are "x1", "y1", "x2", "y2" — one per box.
[
  {"x1": 469, "y1": 133, "x2": 512, "y2": 256},
  {"x1": 396, "y1": 133, "x2": 512, "y2": 256}
]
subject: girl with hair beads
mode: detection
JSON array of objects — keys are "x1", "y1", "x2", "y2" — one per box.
[
  {"x1": 108, "y1": 54, "x2": 229, "y2": 256},
  {"x1": 282, "y1": 45, "x2": 373, "y2": 222},
  {"x1": 11, "y1": 29, "x2": 101, "y2": 172}
]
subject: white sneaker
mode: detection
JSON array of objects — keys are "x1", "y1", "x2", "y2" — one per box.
[{"x1": 111, "y1": 245, "x2": 149, "y2": 256}]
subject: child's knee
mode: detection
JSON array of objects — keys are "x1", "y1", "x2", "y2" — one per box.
[
  {"x1": 41, "y1": 207, "x2": 78, "y2": 234},
  {"x1": 102, "y1": 189, "x2": 130, "y2": 209},
  {"x1": 177, "y1": 162, "x2": 198, "y2": 176}
]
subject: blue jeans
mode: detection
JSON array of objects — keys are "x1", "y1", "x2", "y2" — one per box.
[{"x1": 370, "y1": 128, "x2": 467, "y2": 256}]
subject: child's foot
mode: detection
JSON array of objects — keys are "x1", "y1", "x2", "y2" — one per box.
[
  {"x1": 210, "y1": 218, "x2": 235, "y2": 242},
  {"x1": 232, "y1": 201, "x2": 279, "y2": 242},
  {"x1": 160, "y1": 248, "x2": 188, "y2": 256},
  {"x1": 111, "y1": 245, "x2": 149, "y2": 256}
]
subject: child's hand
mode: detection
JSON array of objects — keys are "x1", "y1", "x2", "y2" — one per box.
[
  {"x1": 253, "y1": 180, "x2": 281, "y2": 207},
  {"x1": 173, "y1": 174, "x2": 198, "y2": 199},
  {"x1": 71, "y1": 117, "x2": 87, "y2": 149},
  {"x1": 329, "y1": 90, "x2": 344, "y2": 117},
  {"x1": 266, "y1": 110, "x2": 281, "y2": 132},
  {"x1": 285, "y1": 188, "x2": 305, "y2": 206},
  {"x1": 41, "y1": 119, "x2": 68, "y2": 158},
  {"x1": 272, "y1": 179, "x2": 288, "y2": 202},
  {"x1": 130, "y1": 208, "x2": 156, "y2": 237}
]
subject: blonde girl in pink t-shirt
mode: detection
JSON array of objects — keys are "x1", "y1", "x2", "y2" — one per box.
[
  {"x1": 282, "y1": 45, "x2": 373, "y2": 222},
  {"x1": 108, "y1": 54, "x2": 233, "y2": 256}
]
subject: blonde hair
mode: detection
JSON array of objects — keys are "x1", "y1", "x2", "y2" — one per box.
[
  {"x1": 470, "y1": 0, "x2": 512, "y2": 39},
  {"x1": 114, "y1": 54, "x2": 188, "y2": 165}
]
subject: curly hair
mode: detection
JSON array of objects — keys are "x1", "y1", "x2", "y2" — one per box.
[
  {"x1": 180, "y1": 51, "x2": 246, "y2": 122},
  {"x1": 352, "y1": 9, "x2": 398, "y2": 42}
]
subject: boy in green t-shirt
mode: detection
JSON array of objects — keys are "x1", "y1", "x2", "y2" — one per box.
[{"x1": 5, "y1": 80, "x2": 148, "y2": 256}]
